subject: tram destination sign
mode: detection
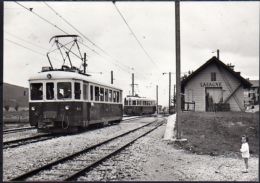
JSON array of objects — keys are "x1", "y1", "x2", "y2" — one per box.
[{"x1": 200, "y1": 82, "x2": 222, "y2": 87}]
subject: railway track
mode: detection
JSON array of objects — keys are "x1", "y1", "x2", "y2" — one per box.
[
  {"x1": 3, "y1": 127, "x2": 36, "y2": 134},
  {"x1": 10, "y1": 118, "x2": 165, "y2": 181},
  {"x1": 3, "y1": 134, "x2": 58, "y2": 149},
  {"x1": 3, "y1": 116, "x2": 153, "y2": 149}
]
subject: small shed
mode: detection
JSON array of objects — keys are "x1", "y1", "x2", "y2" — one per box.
[{"x1": 181, "y1": 56, "x2": 251, "y2": 112}]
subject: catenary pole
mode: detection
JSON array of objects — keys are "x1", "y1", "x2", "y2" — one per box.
[
  {"x1": 111, "y1": 70, "x2": 114, "y2": 84},
  {"x1": 169, "y1": 72, "x2": 171, "y2": 114}
]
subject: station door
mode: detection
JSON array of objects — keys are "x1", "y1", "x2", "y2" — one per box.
[{"x1": 205, "y1": 87, "x2": 223, "y2": 111}]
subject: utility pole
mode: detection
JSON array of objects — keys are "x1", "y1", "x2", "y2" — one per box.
[
  {"x1": 169, "y1": 72, "x2": 171, "y2": 114},
  {"x1": 132, "y1": 73, "x2": 134, "y2": 96},
  {"x1": 111, "y1": 70, "x2": 114, "y2": 84},
  {"x1": 83, "y1": 53, "x2": 87, "y2": 74},
  {"x1": 217, "y1": 49, "x2": 220, "y2": 59},
  {"x1": 175, "y1": 0, "x2": 181, "y2": 139},
  {"x1": 156, "y1": 85, "x2": 158, "y2": 114},
  {"x1": 174, "y1": 84, "x2": 176, "y2": 107}
]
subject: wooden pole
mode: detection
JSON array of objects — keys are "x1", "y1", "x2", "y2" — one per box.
[
  {"x1": 156, "y1": 85, "x2": 158, "y2": 114},
  {"x1": 175, "y1": 0, "x2": 181, "y2": 139}
]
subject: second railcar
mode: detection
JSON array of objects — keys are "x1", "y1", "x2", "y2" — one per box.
[{"x1": 124, "y1": 96, "x2": 156, "y2": 116}]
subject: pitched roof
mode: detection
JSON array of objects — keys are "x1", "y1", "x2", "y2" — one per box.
[
  {"x1": 181, "y1": 56, "x2": 252, "y2": 89},
  {"x1": 250, "y1": 80, "x2": 259, "y2": 87}
]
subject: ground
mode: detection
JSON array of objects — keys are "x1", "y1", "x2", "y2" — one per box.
[{"x1": 3, "y1": 112, "x2": 259, "y2": 181}]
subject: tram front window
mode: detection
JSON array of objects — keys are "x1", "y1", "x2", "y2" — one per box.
[
  {"x1": 30, "y1": 83, "x2": 43, "y2": 100},
  {"x1": 46, "y1": 82, "x2": 54, "y2": 100},
  {"x1": 57, "y1": 82, "x2": 71, "y2": 99}
]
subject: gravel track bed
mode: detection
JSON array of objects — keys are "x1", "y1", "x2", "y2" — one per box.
[
  {"x1": 76, "y1": 122, "x2": 258, "y2": 181},
  {"x1": 24, "y1": 121, "x2": 160, "y2": 181},
  {"x1": 3, "y1": 129, "x2": 40, "y2": 142},
  {"x1": 3, "y1": 117, "x2": 155, "y2": 181}
]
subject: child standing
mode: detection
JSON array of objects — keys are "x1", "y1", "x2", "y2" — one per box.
[{"x1": 240, "y1": 135, "x2": 250, "y2": 173}]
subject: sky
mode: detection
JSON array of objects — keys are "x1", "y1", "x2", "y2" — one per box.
[{"x1": 4, "y1": 1, "x2": 259, "y2": 106}]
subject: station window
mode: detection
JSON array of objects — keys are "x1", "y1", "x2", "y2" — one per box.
[
  {"x1": 109, "y1": 90, "x2": 112, "y2": 102},
  {"x1": 105, "y1": 89, "x2": 108, "y2": 102},
  {"x1": 211, "y1": 72, "x2": 216, "y2": 81},
  {"x1": 100, "y1": 88, "x2": 104, "y2": 101},
  {"x1": 30, "y1": 83, "x2": 43, "y2": 100},
  {"x1": 90, "y1": 85, "x2": 93, "y2": 101},
  {"x1": 74, "y1": 82, "x2": 81, "y2": 100},
  {"x1": 46, "y1": 82, "x2": 54, "y2": 100},
  {"x1": 57, "y1": 82, "x2": 71, "y2": 99},
  {"x1": 83, "y1": 84, "x2": 88, "y2": 100},
  {"x1": 113, "y1": 91, "x2": 116, "y2": 102},
  {"x1": 95, "y1": 86, "x2": 99, "y2": 101}
]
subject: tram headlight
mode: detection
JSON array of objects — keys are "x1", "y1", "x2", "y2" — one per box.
[
  {"x1": 65, "y1": 105, "x2": 70, "y2": 110},
  {"x1": 31, "y1": 106, "x2": 36, "y2": 111}
]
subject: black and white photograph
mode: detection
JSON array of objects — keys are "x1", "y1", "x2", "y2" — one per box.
[{"x1": 3, "y1": 1, "x2": 259, "y2": 181}]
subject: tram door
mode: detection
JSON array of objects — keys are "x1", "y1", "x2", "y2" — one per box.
[{"x1": 205, "y1": 87, "x2": 223, "y2": 111}]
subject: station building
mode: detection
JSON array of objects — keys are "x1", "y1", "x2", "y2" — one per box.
[{"x1": 181, "y1": 56, "x2": 251, "y2": 112}]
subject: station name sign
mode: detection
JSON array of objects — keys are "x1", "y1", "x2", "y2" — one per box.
[{"x1": 200, "y1": 82, "x2": 222, "y2": 87}]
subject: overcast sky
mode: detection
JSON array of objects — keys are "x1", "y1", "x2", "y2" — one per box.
[{"x1": 4, "y1": 1, "x2": 259, "y2": 106}]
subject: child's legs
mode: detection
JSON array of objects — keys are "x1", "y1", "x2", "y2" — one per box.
[{"x1": 244, "y1": 158, "x2": 249, "y2": 169}]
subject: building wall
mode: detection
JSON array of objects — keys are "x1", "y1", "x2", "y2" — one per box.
[{"x1": 184, "y1": 63, "x2": 245, "y2": 111}]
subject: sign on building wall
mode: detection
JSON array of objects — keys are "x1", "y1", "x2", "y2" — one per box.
[{"x1": 200, "y1": 82, "x2": 222, "y2": 87}]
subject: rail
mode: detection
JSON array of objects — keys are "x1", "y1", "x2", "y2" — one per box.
[{"x1": 10, "y1": 118, "x2": 165, "y2": 181}]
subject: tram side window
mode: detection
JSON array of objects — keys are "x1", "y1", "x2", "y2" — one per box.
[
  {"x1": 116, "y1": 91, "x2": 119, "y2": 103},
  {"x1": 74, "y1": 82, "x2": 81, "y2": 100},
  {"x1": 108, "y1": 90, "x2": 112, "y2": 102},
  {"x1": 113, "y1": 91, "x2": 116, "y2": 102},
  {"x1": 57, "y1": 82, "x2": 71, "y2": 99},
  {"x1": 90, "y1": 85, "x2": 93, "y2": 101},
  {"x1": 119, "y1": 91, "x2": 122, "y2": 103},
  {"x1": 133, "y1": 100, "x2": 136, "y2": 105},
  {"x1": 30, "y1": 83, "x2": 43, "y2": 100},
  {"x1": 95, "y1": 86, "x2": 99, "y2": 101},
  {"x1": 124, "y1": 98, "x2": 128, "y2": 105},
  {"x1": 46, "y1": 83, "x2": 54, "y2": 100},
  {"x1": 100, "y1": 88, "x2": 104, "y2": 101},
  {"x1": 105, "y1": 89, "x2": 108, "y2": 102},
  {"x1": 83, "y1": 84, "x2": 88, "y2": 100}
]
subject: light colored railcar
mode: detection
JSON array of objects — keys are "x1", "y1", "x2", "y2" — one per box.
[
  {"x1": 124, "y1": 96, "x2": 156, "y2": 116},
  {"x1": 29, "y1": 69, "x2": 123, "y2": 133}
]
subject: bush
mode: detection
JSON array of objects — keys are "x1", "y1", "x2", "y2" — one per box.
[
  {"x1": 15, "y1": 105, "x2": 19, "y2": 111},
  {"x1": 4, "y1": 105, "x2": 9, "y2": 111}
]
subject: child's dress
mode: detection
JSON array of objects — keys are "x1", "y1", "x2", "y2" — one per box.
[{"x1": 240, "y1": 142, "x2": 250, "y2": 158}]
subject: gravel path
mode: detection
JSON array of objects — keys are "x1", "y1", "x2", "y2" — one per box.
[
  {"x1": 77, "y1": 122, "x2": 258, "y2": 181},
  {"x1": 3, "y1": 117, "x2": 155, "y2": 181}
]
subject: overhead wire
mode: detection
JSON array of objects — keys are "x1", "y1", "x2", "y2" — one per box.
[
  {"x1": 15, "y1": 1, "x2": 69, "y2": 35},
  {"x1": 5, "y1": 38, "x2": 46, "y2": 56},
  {"x1": 113, "y1": 2, "x2": 160, "y2": 71},
  {"x1": 43, "y1": 2, "x2": 134, "y2": 74},
  {"x1": 5, "y1": 38, "x2": 62, "y2": 64},
  {"x1": 5, "y1": 30, "x2": 49, "y2": 51},
  {"x1": 14, "y1": 1, "x2": 148, "y2": 83},
  {"x1": 14, "y1": 1, "x2": 126, "y2": 74}
]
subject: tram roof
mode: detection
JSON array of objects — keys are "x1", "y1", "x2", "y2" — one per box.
[
  {"x1": 28, "y1": 70, "x2": 122, "y2": 91},
  {"x1": 125, "y1": 96, "x2": 155, "y2": 101}
]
